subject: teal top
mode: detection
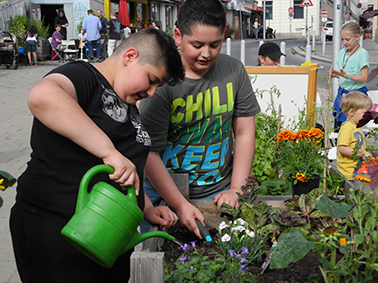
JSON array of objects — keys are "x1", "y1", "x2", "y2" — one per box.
[{"x1": 336, "y1": 47, "x2": 369, "y2": 91}]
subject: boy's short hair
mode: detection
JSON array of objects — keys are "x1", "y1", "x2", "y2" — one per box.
[
  {"x1": 340, "y1": 90, "x2": 372, "y2": 114},
  {"x1": 177, "y1": 0, "x2": 226, "y2": 36},
  {"x1": 114, "y1": 28, "x2": 184, "y2": 86}
]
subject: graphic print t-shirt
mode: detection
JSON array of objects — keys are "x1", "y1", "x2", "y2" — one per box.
[{"x1": 140, "y1": 54, "x2": 260, "y2": 197}]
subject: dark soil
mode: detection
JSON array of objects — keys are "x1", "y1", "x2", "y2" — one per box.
[{"x1": 161, "y1": 226, "x2": 324, "y2": 283}]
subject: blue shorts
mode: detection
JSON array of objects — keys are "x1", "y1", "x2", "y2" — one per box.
[{"x1": 26, "y1": 40, "x2": 37, "y2": 52}]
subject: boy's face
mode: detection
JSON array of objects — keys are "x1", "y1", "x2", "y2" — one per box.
[
  {"x1": 260, "y1": 55, "x2": 280, "y2": 66},
  {"x1": 175, "y1": 24, "x2": 223, "y2": 79},
  {"x1": 114, "y1": 58, "x2": 167, "y2": 105},
  {"x1": 348, "y1": 107, "x2": 369, "y2": 125}
]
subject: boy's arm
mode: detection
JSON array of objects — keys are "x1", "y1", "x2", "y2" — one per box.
[
  {"x1": 214, "y1": 116, "x2": 256, "y2": 211},
  {"x1": 144, "y1": 151, "x2": 204, "y2": 238},
  {"x1": 338, "y1": 145, "x2": 372, "y2": 159},
  {"x1": 28, "y1": 73, "x2": 140, "y2": 192}
]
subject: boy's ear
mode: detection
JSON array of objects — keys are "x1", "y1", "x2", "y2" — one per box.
[
  {"x1": 174, "y1": 27, "x2": 182, "y2": 46},
  {"x1": 121, "y1": 48, "x2": 139, "y2": 66}
]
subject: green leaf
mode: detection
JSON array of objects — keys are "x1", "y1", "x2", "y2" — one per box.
[
  {"x1": 270, "y1": 227, "x2": 315, "y2": 269},
  {"x1": 314, "y1": 194, "x2": 352, "y2": 219},
  {"x1": 0, "y1": 170, "x2": 16, "y2": 189},
  {"x1": 317, "y1": 255, "x2": 334, "y2": 270}
]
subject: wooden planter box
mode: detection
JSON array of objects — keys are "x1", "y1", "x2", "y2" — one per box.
[{"x1": 36, "y1": 39, "x2": 51, "y2": 61}]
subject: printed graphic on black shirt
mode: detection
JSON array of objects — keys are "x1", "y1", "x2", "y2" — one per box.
[{"x1": 101, "y1": 85, "x2": 151, "y2": 146}]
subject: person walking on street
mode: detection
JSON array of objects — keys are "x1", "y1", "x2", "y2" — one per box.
[
  {"x1": 253, "y1": 18, "x2": 260, "y2": 39},
  {"x1": 83, "y1": 9, "x2": 102, "y2": 62},
  {"x1": 97, "y1": 9, "x2": 108, "y2": 60},
  {"x1": 23, "y1": 25, "x2": 40, "y2": 66},
  {"x1": 107, "y1": 12, "x2": 122, "y2": 57},
  {"x1": 54, "y1": 9, "x2": 69, "y2": 40}
]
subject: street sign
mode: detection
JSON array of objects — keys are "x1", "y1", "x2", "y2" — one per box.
[
  {"x1": 300, "y1": 0, "x2": 313, "y2": 7},
  {"x1": 288, "y1": 7, "x2": 294, "y2": 13},
  {"x1": 357, "y1": 3, "x2": 362, "y2": 9},
  {"x1": 321, "y1": 9, "x2": 327, "y2": 16},
  {"x1": 289, "y1": 12, "x2": 293, "y2": 18},
  {"x1": 344, "y1": 12, "x2": 350, "y2": 18}
]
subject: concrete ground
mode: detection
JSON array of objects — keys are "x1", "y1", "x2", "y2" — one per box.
[{"x1": 1, "y1": 36, "x2": 377, "y2": 282}]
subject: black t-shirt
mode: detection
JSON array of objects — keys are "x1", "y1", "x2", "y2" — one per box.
[
  {"x1": 107, "y1": 19, "x2": 122, "y2": 40},
  {"x1": 16, "y1": 61, "x2": 150, "y2": 221}
]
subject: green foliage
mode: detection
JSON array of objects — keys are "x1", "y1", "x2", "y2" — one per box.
[
  {"x1": 8, "y1": 15, "x2": 49, "y2": 47},
  {"x1": 258, "y1": 180, "x2": 291, "y2": 195},
  {"x1": 165, "y1": 26, "x2": 174, "y2": 38},
  {"x1": 226, "y1": 26, "x2": 235, "y2": 38},
  {"x1": 270, "y1": 227, "x2": 315, "y2": 269}
]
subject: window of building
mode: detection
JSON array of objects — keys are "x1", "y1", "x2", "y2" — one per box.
[
  {"x1": 151, "y1": 3, "x2": 160, "y2": 21},
  {"x1": 265, "y1": 1, "x2": 273, "y2": 20},
  {"x1": 294, "y1": 0, "x2": 304, "y2": 19}
]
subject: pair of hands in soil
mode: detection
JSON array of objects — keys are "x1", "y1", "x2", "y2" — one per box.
[{"x1": 174, "y1": 189, "x2": 240, "y2": 239}]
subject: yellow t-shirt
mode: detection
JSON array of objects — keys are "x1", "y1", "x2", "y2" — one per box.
[{"x1": 337, "y1": 121, "x2": 366, "y2": 180}]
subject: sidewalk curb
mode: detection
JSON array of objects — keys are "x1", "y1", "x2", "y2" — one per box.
[{"x1": 292, "y1": 46, "x2": 378, "y2": 65}]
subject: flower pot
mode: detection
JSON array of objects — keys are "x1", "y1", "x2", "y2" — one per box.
[{"x1": 292, "y1": 175, "x2": 321, "y2": 197}]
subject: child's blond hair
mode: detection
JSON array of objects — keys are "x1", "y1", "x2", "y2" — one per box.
[{"x1": 340, "y1": 90, "x2": 372, "y2": 115}]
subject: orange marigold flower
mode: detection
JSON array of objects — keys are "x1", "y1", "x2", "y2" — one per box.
[
  {"x1": 298, "y1": 129, "x2": 309, "y2": 140},
  {"x1": 340, "y1": 238, "x2": 347, "y2": 246},
  {"x1": 274, "y1": 136, "x2": 282, "y2": 142},
  {"x1": 308, "y1": 128, "x2": 324, "y2": 139},
  {"x1": 355, "y1": 175, "x2": 371, "y2": 183},
  {"x1": 296, "y1": 173, "x2": 309, "y2": 182},
  {"x1": 278, "y1": 130, "x2": 292, "y2": 141},
  {"x1": 289, "y1": 132, "x2": 299, "y2": 142}
]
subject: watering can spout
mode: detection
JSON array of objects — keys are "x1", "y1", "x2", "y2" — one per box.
[{"x1": 124, "y1": 231, "x2": 175, "y2": 252}]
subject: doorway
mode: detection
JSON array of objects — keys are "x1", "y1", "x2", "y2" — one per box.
[{"x1": 40, "y1": 4, "x2": 63, "y2": 37}]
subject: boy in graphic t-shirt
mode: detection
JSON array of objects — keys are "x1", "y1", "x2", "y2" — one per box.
[{"x1": 139, "y1": 0, "x2": 260, "y2": 238}]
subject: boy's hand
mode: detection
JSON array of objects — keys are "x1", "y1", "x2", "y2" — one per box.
[
  {"x1": 144, "y1": 206, "x2": 178, "y2": 231},
  {"x1": 103, "y1": 151, "x2": 140, "y2": 194},
  {"x1": 214, "y1": 188, "x2": 240, "y2": 215},
  {"x1": 361, "y1": 150, "x2": 373, "y2": 160},
  {"x1": 175, "y1": 202, "x2": 205, "y2": 239}
]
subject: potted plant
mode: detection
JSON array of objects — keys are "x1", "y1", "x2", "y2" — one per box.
[{"x1": 274, "y1": 128, "x2": 327, "y2": 196}]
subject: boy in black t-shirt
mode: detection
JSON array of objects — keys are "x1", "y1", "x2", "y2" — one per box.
[
  {"x1": 10, "y1": 28, "x2": 184, "y2": 283},
  {"x1": 107, "y1": 12, "x2": 123, "y2": 57}
]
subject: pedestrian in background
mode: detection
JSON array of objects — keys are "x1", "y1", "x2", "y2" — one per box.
[
  {"x1": 257, "y1": 42, "x2": 285, "y2": 66},
  {"x1": 124, "y1": 25, "x2": 131, "y2": 39},
  {"x1": 331, "y1": 22, "x2": 369, "y2": 132},
  {"x1": 253, "y1": 18, "x2": 260, "y2": 39},
  {"x1": 107, "y1": 12, "x2": 122, "y2": 57},
  {"x1": 54, "y1": 9, "x2": 69, "y2": 40},
  {"x1": 97, "y1": 9, "x2": 108, "y2": 60},
  {"x1": 83, "y1": 9, "x2": 102, "y2": 62},
  {"x1": 23, "y1": 25, "x2": 40, "y2": 66}
]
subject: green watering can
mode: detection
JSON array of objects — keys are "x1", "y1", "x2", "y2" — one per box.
[{"x1": 61, "y1": 164, "x2": 175, "y2": 268}]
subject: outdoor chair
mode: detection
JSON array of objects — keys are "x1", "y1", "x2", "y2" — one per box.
[{"x1": 48, "y1": 37, "x2": 63, "y2": 62}]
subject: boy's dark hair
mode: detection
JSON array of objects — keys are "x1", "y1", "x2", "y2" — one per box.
[
  {"x1": 177, "y1": 0, "x2": 226, "y2": 36},
  {"x1": 115, "y1": 28, "x2": 184, "y2": 86},
  {"x1": 87, "y1": 9, "x2": 93, "y2": 15}
]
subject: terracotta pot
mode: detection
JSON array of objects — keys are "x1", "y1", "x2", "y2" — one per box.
[{"x1": 292, "y1": 175, "x2": 321, "y2": 197}]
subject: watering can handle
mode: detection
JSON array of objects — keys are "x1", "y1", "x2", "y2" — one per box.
[{"x1": 76, "y1": 164, "x2": 115, "y2": 213}]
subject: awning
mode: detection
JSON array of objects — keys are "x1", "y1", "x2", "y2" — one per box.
[{"x1": 118, "y1": 0, "x2": 130, "y2": 27}]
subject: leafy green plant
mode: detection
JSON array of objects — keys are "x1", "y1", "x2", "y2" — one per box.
[
  {"x1": 165, "y1": 236, "x2": 258, "y2": 282},
  {"x1": 226, "y1": 26, "x2": 235, "y2": 38},
  {"x1": 258, "y1": 180, "x2": 291, "y2": 195},
  {"x1": 8, "y1": 15, "x2": 49, "y2": 46},
  {"x1": 165, "y1": 26, "x2": 174, "y2": 38}
]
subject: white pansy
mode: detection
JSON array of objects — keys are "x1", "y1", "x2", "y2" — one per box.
[
  {"x1": 218, "y1": 221, "x2": 228, "y2": 230},
  {"x1": 246, "y1": 229, "x2": 255, "y2": 238},
  {"x1": 237, "y1": 218, "x2": 246, "y2": 226},
  {"x1": 231, "y1": 226, "x2": 245, "y2": 233},
  {"x1": 221, "y1": 234, "x2": 231, "y2": 242}
]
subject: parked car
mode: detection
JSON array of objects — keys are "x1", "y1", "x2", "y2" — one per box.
[{"x1": 324, "y1": 21, "x2": 333, "y2": 41}]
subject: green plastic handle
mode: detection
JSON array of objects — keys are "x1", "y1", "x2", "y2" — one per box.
[{"x1": 76, "y1": 164, "x2": 115, "y2": 213}]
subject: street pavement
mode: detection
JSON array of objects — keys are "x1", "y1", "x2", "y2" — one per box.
[{"x1": 0, "y1": 37, "x2": 377, "y2": 282}]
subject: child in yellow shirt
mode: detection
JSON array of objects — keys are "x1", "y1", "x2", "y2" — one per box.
[{"x1": 337, "y1": 90, "x2": 373, "y2": 182}]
